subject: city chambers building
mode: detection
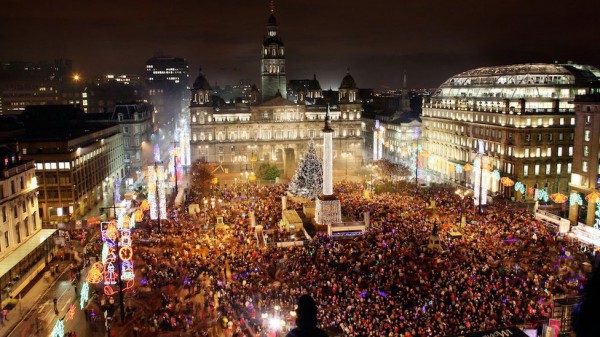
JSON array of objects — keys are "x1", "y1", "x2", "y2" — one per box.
[
  {"x1": 189, "y1": 9, "x2": 364, "y2": 177},
  {"x1": 422, "y1": 63, "x2": 600, "y2": 201}
]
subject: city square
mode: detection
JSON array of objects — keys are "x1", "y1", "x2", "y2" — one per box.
[{"x1": 1, "y1": 1, "x2": 600, "y2": 337}]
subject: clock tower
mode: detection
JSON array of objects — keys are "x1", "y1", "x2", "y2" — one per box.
[{"x1": 261, "y1": 4, "x2": 287, "y2": 101}]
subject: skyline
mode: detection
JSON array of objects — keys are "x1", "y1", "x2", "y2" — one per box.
[{"x1": 1, "y1": 0, "x2": 600, "y2": 89}]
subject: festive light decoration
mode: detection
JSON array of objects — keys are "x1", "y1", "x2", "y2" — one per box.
[
  {"x1": 68, "y1": 304, "x2": 76, "y2": 320},
  {"x1": 158, "y1": 165, "x2": 167, "y2": 219},
  {"x1": 148, "y1": 165, "x2": 158, "y2": 220},
  {"x1": 288, "y1": 140, "x2": 323, "y2": 199},
  {"x1": 51, "y1": 319, "x2": 65, "y2": 337},
  {"x1": 472, "y1": 157, "x2": 489, "y2": 206},
  {"x1": 550, "y1": 193, "x2": 568, "y2": 204},
  {"x1": 463, "y1": 163, "x2": 473, "y2": 172},
  {"x1": 140, "y1": 200, "x2": 150, "y2": 212},
  {"x1": 135, "y1": 209, "x2": 144, "y2": 222},
  {"x1": 585, "y1": 191, "x2": 600, "y2": 203},
  {"x1": 491, "y1": 169, "x2": 500, "y2": 180},
  {"x1": 119, "y1": 246, "x2": 133, "y2": 261},
  {"x1": 500, "y1": 177, "x2": 515, "y2": 187},
  {"x1": 537, "y1": 189, "x2": 549, "y2": 202},
  {"x1": 570, "y1": 192, "x2": 583, "y2": 206},
  {"x1": 456, "y1": 164, "x2": 463, "y2": 174},
  {"x1": 121, "y1": 260, "x2": 135, "y2": 280},
  {"x1": 154, "y1": 144, "x2": 160, "y2": 163},
  {"x1": 101, "y1": 242, "x2": 109, "y2": 264},
  {"x1": 114, "y1": 178, "x2": 122, "y2": 204},
  {"x1": 80, "y1": 282, "x2": 89, "y2": 309},
  {"x1": 86, "y1": 262, "x2": 105, "y2": 284},
  {"x1": 515, "y1": 182, "x2": 525, "y2": 194},
  {"x1": 103, "y1": 262, "x2": 118, "y2": 285}
]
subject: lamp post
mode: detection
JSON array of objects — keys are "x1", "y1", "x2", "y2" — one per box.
[
  {"x1": 478, "y1": 156, "x2": 484, "y2": 214},
  {"x1": 171, "y1": 141, "x2": 179, "y2": 195}
]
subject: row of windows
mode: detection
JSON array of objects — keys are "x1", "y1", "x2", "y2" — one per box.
[
  {"x1": 192, "y1": 129, "x2": 360, "y2": 142},
  {"x1": 523, "y1": 163, "x2": 571, "y2": 176},
  {"x1": 0, "y1": 213, "x2": 38, "y2": 250},
  {"x1": 425, "y1": 109, "x2": 575, "y2": 127}
]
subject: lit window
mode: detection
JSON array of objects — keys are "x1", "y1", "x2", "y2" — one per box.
[
  {"x1": 556, "y1": 163, "x2": 562, "y2": 174},
  {"x1": 584, "y1": 130, "x2": 591, "y2": 142},
  {"x1": 546, "y1": 164, "x2": 551, "y2": 175},
  {"x1": 546, "y1": 148, "x2": 551, "y2": 156},
  {"x1": 584, "y1": 146, "x2": 589, "y2": 157},
  {"x1": 571, "y1": 118, "x2": 575, "y2": 125},
  {"x1": 534, "y1": 164, "x2": 540, "y2": 175},
  {"x1": 583, "y1": 161, "x2": 589, "y2": 173},
  {"x1": 524, "y1": 165, "x2": 529, "y2": 176},
  {"x1": 569, "y1": 147, "x2": 573, "y2": 156}
]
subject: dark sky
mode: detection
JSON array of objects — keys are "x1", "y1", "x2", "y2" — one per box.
[{"x1": 2, "y1": 0, "x2": 600, "y2": 89}]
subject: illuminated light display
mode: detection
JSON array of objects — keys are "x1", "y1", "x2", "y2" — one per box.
[
  {"x1": 103, "y1": 262, "x2": 118, "y2": 285},
  {"x1": 114, "y1": 178, "x2": 122, "y2": 204},
  {"x1": 158, "y1": 165, "x2": 167, "y2": 218},
  {"x1": 570, "y1": 192, "x2": 583, "y2": 206},
  {"x1": 101, "y1": 242, "x2": 109, "y2": 264},
  {"x1": 119, "y1": 246, "x2": 133, "y2": 261},
  {"x1": 515, "y1": 182, "x2": 525, "y2": 194},
  {"x1": 456, "y1": 164, "x2": 463, "y2": 174},
  {"x1": 537, "y1": 189, "x2": 549, "y2": 202},
  {"x1": 154, "y1": 144, "x2": 160, "y2": 162},
  {"x1": 500, "y1": 177, "x2": 515, "y2": 187},
  {"x1": 148, "y1": 165, "x2": 158, "y2": 220},
  {"x1": 68, "y1": 304, "x2": 76, "y2": 320},
  {"x1": 86, "y1": 262, "x2": 105, "y2": 284},
  {"x1": 80, "y1": 282, "x2": 90, "y2": 309},
  {"x1": 130, "y1": 212, "x2": 136, "y2": 228},
  {"x1": 51, "y1": 319, "x2": 65, "y2": 337},
  {"x1": 121, "y1": 260, "x2": 135, "y2": 280},
  {"x1": 491, "y1": 169, "x2": 500, "y2": 180},
  {"x1": 472, "y1": 158, "x2": 489, "y2": 206}
]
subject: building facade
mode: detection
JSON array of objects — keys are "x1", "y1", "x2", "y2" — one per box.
[
  {"x1": 145, "y1": 55, "x2": 190, "y2": 124},
  {"x1": 0, "y1": 146, "x2": 55, "y2": 310},
  {"x1": 189, "y1": 10, "x2": 364, "y2": 177},
  {"x1": 569, "y1": 94, "x2": 600, "y2": 226},
  {"x1": 422, "y1": 63, "x2": 600, "y2": 201},
  {"x1": 0, "y1": 105, "x2": 126, "y2": 223}
]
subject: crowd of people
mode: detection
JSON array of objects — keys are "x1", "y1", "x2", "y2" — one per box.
[{"x1": 119, "y1": 180, "x2": 595, "y2": 337}]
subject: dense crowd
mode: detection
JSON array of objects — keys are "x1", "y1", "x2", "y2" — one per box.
[{"x1": 124, "y1": 181, "x2": 595, "y2": 337}]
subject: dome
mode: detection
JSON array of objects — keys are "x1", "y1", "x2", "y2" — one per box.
[
  {"x1": 339, "y1": 71, "x2": 357, "y2": 90},
  {"x1": 193, "y1": 69, "x2": 211, "y2": 90}
]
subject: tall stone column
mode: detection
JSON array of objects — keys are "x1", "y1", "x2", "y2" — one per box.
[{"x1": 315, "y1": 104, "x2": 342, "y2": 226}]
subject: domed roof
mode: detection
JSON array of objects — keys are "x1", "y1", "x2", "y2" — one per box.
[
  {"x1": 339, "y1": 70, "x2": 357, "y2": 89},
  {"x1": 193, "y1": 68, "x2": 211, "y2": 90}
]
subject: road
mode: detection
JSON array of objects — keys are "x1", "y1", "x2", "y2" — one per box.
[{"x1": 8, "y1": 267, "x2": 106, "y2": 337}]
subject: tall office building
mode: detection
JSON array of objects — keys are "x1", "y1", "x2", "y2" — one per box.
[
  {"x1": 145, "y1": 55, "x2": 190, "y2": 124},
  {"x1": 422, "y1": 63, "x2": 600, "y2": 202}
]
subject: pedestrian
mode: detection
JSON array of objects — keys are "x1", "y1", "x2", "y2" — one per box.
[{"x1": 2, "y1": 309, "x2": 8, "y2": 321}]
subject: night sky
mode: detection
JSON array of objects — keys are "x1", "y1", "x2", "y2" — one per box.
[{"x1": 2, "y1": 0, "x2": 600, "y2": 89}]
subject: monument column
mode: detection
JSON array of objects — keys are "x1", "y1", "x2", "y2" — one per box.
[{"x1": 315, "y1": 104, "x2": 342, "y2": 226}]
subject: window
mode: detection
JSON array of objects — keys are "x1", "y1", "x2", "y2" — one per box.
[
  {"x1": 568, "y1": 163, "x2": 572, "y2": 173},
  {"x1": 1, "y1": 207, "x2": 6, "y2": 222},
  {"x1": 547, "y1": 134, "x2": 553, "y2": 141},
  {"x1": 546, "y1": 164, "x2": 551, "y2": 175},
  {"x1": 546, "y1": 148, "x2": 551, "y2": 157},
  {"x1": 535, "y1": 148, "x2": 541, "y2": 157},
  {"x1": 526, "y1": 118, "x2": 531, "y2": 126},
  {"x1": 585, "y1": 130, "x2": 591, "y2": 142},
  {"x1": 525, "y1": 134, "x2": 531, "y2": 142},
  {"x1": 558, "y1": 147, "x2": 563, "y2": 156},
  {"x1": 534, "y1": 164, "x2": 540, "y2": 175},
  {"x1": 569, "y1": 146, "x2": 573, "y2": 156},
  {"x1": 556, "y1": 163, "x2": 562, "y2": 174},
  {"x1": 4, "y1": 232, "x2": 8, "y2": 248},
  {"x1": 584, "y1": 146, "x2": 589, "y2": 157},
  {"x1": 11, "y1": 180, "x2": 15, "y2": 194},
  {"x1": 524, "y1": 165, "x2": 529, "y2": 176},
  {"x1": 560, "y1": 118, "x2": 565, "y2": 125},
  {"x1": 583, "y1": 161, "x2": 589, "y2": 173},
  {"x1": 586, "y1": 115, "x2": 592, "y2": 125},
  {"x1": 13, "y1": 205, "x2": 18, "y2": 218},
  {"x1": 15, "y1": 224, "x2": 20, "y2": 244},
  {"x1": 525, "y1": 148, "x2": 530, "y2": 157},
  {"x1": 20, "y1": 177, "x2": 24, "y2": 189},
  {"x1": 537, "y1": 134, "x2": 542, "y2": 141},
  {"x1": 571, "y1": 117, "x2": 575, "y2": 125},
  {"x1": 559, "y1": 133, "x2": 564, "y2": 141}
]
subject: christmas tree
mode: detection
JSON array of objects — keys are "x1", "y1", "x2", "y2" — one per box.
[{"x1": 288, "y1": 140, "x2": 323, "y2": 199}]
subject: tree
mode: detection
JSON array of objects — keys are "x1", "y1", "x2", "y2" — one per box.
[
  {"x1": 190, "y1": 158, "x2": 214, "y2": 195},
  {"x1": 256, "y1": 162, "x2": 281, "y2": 182},
  {"x1": 288, "y1": 140, "x2": 323, "y2": 199}
]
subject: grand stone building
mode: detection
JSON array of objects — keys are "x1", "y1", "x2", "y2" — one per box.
[
  {"x1": 422, "y1": 63, "x2": 600, "y2": 201},
  {"x1": 189, "y1": 10, "x2": 363, "y2": 176},
  {"x1": 569, "y1": 94, "x2": 600, "y2": 226}
]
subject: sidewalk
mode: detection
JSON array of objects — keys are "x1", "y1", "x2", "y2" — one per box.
[{"x1": 0, "y1": 255, "x2": 71, "y2": 337}]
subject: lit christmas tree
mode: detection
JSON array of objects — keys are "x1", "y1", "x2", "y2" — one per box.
[{"x1": 288, "y1": 140, "x2": 323, "y2": 199}]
